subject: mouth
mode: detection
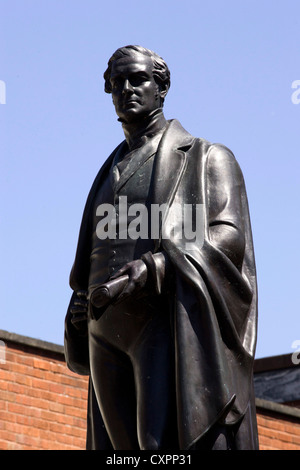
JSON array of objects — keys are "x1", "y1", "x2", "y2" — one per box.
[{"x1": 123, "y1": 98, "x2": 139, "y2": 105}]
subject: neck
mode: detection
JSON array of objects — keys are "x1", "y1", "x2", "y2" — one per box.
[{"x1": 119, "y1": 108, "x2": 167, "y2": 150}]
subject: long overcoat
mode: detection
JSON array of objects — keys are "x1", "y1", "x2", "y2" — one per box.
[{"x1": 64, "y1": 119, "x2": 258, "y2": 450}]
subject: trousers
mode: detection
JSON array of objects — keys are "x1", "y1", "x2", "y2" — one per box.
[
  {"x1": 88, "y1": 294, "x2": 178, "y2": 450},
  {"x1": 87, "y1": 294, "x2": 259, "y2": 450}
]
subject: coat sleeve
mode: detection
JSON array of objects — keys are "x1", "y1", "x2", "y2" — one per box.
[
  {"x1": 141, "y1": 250, "x2": 172, "y2": 295},
  {"x1": 207, "y1": 143, "x2": 246, "y2": 272},
  {"x1": 198, "y1": 143, "x2": 254, "y2": 340},
  {"x1": 142, "y1": 144, "x2": 248, "y2": 296}
]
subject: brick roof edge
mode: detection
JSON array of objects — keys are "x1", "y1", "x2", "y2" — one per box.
[
  {"x1": 255, "y1": 398, "x2": 300, "y2": 421},
  {"x1": 0, "y1": 329, "x2": 64, "y2": 356}
]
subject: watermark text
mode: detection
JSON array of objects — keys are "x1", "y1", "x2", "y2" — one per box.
[
  {"x1": 95, "y1": 197, "x2": 205, "y2": 251},
  {"x1": 0, "y1": 340, "x2": 6, "y2": 364},
  {"x1": 291, "y1": 340, "x2": 300, "y2": 365},
  {"x1": 291, "y1": 80, "x2": 300, "y2": 104},
  {"x1": 0, "y1": 80, "x2": 6, "y2": 104}
]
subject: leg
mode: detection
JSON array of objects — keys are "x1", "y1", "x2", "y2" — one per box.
[
  {"x1": 86, "y1": 378, "x2": 113, "y2": 450},
  {"x1": 131, "y1": 313, "x2": 178, "y2": 450},
  {"x1": 89, "y1": 334, "x2": 139, "y2": 450}
]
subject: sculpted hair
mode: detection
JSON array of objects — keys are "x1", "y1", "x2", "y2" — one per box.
[{"x1": 104, "y1": 45, "x2": 171, "y2": 103}]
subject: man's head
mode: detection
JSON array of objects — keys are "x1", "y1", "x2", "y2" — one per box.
[{"x1": 104, "y1": 46, "x2": 170, "y2": 123}]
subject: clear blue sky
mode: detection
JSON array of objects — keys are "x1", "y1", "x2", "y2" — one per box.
[{"x1": 1, "y1": 0, "x2": 299, "y2": 359}]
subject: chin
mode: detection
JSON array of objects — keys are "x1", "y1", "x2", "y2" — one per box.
[{"x1": 120, "y1": 111, "x2": 146, "y2": 124}]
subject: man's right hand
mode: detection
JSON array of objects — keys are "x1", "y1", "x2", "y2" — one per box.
[{"x1": 69, "y1": 290, "x2": 88, "y2": 331}]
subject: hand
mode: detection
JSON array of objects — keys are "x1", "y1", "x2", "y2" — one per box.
[
  {"x1": 110, "y1": 259, "x2": 148, "y2": 303},
  {"x1": 70, "y1": 290, "x2": 88, "y2": 330}
]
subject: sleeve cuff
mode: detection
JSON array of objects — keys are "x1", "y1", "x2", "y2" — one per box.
[{"x1": 141, "y1": 251, "x2": 169, "y2": 295}]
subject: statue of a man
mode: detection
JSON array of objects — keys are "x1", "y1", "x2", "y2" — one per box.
[{"x1": 64, "y1": 45, "x2": 259, "y2": 450}]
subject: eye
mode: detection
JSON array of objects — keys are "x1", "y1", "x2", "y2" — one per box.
[{"x1": 129, "y1": 73, "x2": 148, "y2": 87}]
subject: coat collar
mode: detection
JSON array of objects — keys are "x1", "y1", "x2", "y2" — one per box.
[{"x1": 152, "y1": 119, "x2": 195, "y2": 206}]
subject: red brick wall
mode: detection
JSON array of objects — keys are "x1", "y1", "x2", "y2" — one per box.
[
  {"x1": 257, "y1": 412, "x2": 300, "y2": 450},
  {"x1": 0, "y1": 339, "x2": 88, "y2": 450},
  {"x1": 1, "y1": 335, "x2": 300, "y2": 450}
]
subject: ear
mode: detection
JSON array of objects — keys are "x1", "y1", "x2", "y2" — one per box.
[{"x1": 158, "y1": 82, "x2": 169, "y2": 102}]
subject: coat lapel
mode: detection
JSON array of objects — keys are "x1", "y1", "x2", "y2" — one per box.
[{"x1": 151, "y1": 119, "x2": 195, "y2": 249}]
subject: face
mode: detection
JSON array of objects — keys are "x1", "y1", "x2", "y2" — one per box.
[{"x1": 110, "y1": 53, "x2": 161, "y2": 123}]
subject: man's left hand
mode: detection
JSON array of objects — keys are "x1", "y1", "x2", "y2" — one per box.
[{"x1": 110, "y1": 259, "x2": 148, "y2": 303}]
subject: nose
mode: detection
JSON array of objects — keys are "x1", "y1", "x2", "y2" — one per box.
[{"x1": 122, "y1": 79, "x2": 133, "y2": 95}]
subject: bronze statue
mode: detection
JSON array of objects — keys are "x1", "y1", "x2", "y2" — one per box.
[{"x1": 64, "y1": 45, "x2": 259, "y2": 450}]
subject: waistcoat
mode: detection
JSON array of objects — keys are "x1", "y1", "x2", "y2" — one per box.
[{"x1": 88, "y1": 131, "x2": 163, "y2": 298}]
